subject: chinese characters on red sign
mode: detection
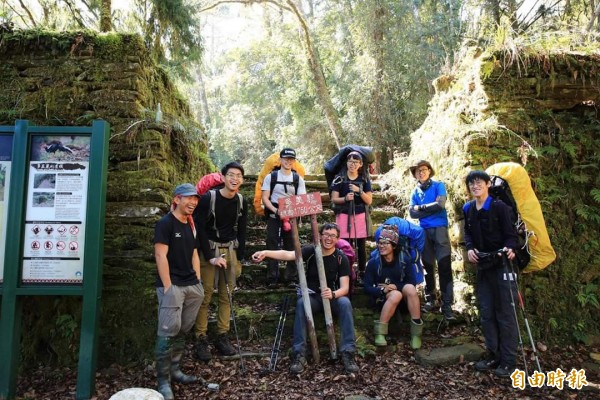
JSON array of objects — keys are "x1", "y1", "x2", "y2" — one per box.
[{"x1": 277, "y1": 192, "x2": 323, "y2": 219}]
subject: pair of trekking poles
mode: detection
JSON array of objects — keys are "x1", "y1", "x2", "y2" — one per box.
[
  {"x1": 477, "y1": 249, "x2": 543, "y2": 378},
  {"x1": 219, "y1": 253, "x2": 246, "y2": 374}
]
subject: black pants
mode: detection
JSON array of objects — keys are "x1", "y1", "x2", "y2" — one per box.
[{"x1": 266, "y1": 217, "x2": 297, "y2": 282}]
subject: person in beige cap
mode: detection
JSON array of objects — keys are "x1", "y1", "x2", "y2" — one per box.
[{"x1": 409, "y1": 160, "x2": 455, "y2": 320}]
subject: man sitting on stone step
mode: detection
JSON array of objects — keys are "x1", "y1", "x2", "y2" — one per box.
[
  {"x1": 252, "y1": 222, "x2": 359, "y2": 375},
  {"x1": 193, "y1": 162, "x2": 248, "y2": 361}
]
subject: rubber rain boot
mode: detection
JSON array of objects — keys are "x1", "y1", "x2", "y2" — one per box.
[
  {"x1": 155, "y1": 336, "x2": 174, "y2": 400},
  {"x1": 171, "y1": 334, "x2": 198, "y2": 384},
  {"x1": 410, "y1": 319, "x2": 424, "y2": 350},
  {"x1": 373, "y1": 321, "x2": 388, "y2": 347}
]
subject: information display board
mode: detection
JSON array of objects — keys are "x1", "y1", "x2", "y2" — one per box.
[
  {"x1": 0, "y1": 135, "x2": 13, "y2": 283},
  {"x1": 22, "y1": 135, "x2": 91, "y2": 284}
]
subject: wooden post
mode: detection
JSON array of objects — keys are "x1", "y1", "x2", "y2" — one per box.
[
  {"x1": 278, "y1": 193, "x2": 326, "y2": 364},
  {"x1": 310, "y1": 214, "x2": 337, "y2": 359},
  {"x1": 289, "y1": 217, "x2": 320, "y2": 363}
]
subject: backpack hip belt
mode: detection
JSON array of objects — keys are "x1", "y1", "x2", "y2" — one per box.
[{"x1": 209, "y1": 239, "x2": 239, "y2": 250}]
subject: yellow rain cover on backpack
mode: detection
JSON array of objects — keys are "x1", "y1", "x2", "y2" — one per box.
[
  {"x1": 486, "y1": 162, "x2": 556, "y2": 273},
  {"x1": 253, "y1": 152, "x2": 306, "y2": 216}
]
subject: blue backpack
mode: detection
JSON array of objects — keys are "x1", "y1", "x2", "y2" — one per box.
[{"x1": 370, "y1": 217, "x2": 425, "y2": 284}]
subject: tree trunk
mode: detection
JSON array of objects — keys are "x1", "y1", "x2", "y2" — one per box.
[
  {"x1": 370, "y1": 2, "x2": 390, "y2": 172},
  {"x1": 196, "y1": 67, "x2": 211, "y2": 128},
  {"x1": 200, "y1": 0, "x2": 344, "y2": 149},
  {"x1": 285, "y1": 0, "x2": 342, "y2": 149},
  {"x1": 100, "y1": 0, "x2": 112, "y2": 32}
]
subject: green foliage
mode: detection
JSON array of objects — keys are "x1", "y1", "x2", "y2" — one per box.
[
  {"x1": 576, "y1": 283, "x2": 600, "y2": 309},
  {"x1": 591, "y1": 189, "x2": 600, "y2": 203},
  {"x1": 199, "y1": 0, "x2": 463, "y2": 172}
]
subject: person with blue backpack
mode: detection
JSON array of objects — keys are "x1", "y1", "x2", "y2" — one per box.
[
  {"x1": 364, "y1": 223, "x2": 424, "y2": 349},
  {"x1": 409, "y1": 160, "x2": 455, "y2": 320}
]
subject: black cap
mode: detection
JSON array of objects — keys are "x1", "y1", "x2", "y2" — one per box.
[{"x1": 280, "y1": 148, "x2": 297, "y2": 159}]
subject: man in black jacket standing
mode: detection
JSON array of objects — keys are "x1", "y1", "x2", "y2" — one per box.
[{"x1": 463, "y1": 170, "x2": 519, "y2": 378}]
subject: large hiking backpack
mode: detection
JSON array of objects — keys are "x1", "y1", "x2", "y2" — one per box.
[
  {"x1": 485, "y1": 162, "x2": 556, "y2": 273},
  {"x1": 370, "y1": 217, "x2": 425, "y2": 285},
  {"x1": 324, "y1": 145, "x2": 375, "y2": 225},
  {"x1": 195, "y1": 172, "x2": 243, "y2": 238},
  {"x1": 196, "y1": 172, "x2": 224, "y2": 195},
  {"x1": 336, "y1": 238, "x2": 357, "y2": 297},
  {"x1": 324, "y1": 145, "x2": 375, "y2": 193},
  {"x1": 253, "y1": 152, "x2": 306, "y2": 217}
]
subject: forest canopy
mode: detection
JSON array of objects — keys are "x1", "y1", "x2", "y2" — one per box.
[{"x1": 1, "y1": 0, "x2": 599, "y2": 173}]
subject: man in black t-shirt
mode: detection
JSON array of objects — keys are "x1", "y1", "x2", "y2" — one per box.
[
  {"x1": 154, "y1": 183, "x2": 205, "y2": 400},
  {"x1": 193, "y1": 161, "x2": 248, "y2": 361},
  {"x1": 252, "y1": 222, "x2": 359, "y2": 375}
]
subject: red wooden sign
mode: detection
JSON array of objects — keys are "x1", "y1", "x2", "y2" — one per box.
[{"x1": 277, "y1": 192, "x2": 323, "y2": 219}]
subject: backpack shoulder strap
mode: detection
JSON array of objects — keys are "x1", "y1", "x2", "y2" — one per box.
[
  {"x1": 269, "y1": 170, "x2": 278, "y2": 196},
  {"x1": 292, "y1": 171, "x2": 300, "y2": 194},
  {"x1": 209, "y1": 189, "x2": 219, "y2": 238}
]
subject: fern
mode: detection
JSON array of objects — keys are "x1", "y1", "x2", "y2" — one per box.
[
  {"x1": 538, "y1": 145, "x2": 559, "y2": 156},
  {"x1": 561, "y1": 141, "x2": 577, "y2": 158},
  {"x1": 572, "y1": 173, "x2": 590, "y2": 183},
  {"x1": 592, "y1": 189, "x2": 600, "y2": 204}
]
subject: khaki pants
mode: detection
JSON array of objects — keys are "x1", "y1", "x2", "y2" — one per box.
[{"x1": 194, "y1": 248, "x2": 241, "y2": 337}]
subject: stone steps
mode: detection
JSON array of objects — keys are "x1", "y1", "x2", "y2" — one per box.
[{"x1": 202, "y1": 173, "x2": 480, "y2": 365}]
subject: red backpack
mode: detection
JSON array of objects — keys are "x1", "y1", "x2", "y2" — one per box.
[{"x1": 196, "y1": 172, "x2": 224, "y2": 195}]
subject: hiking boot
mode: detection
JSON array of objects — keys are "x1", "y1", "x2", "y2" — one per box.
[
  {"x1": 289, "y1": 352, "x2": 307, "y2": 374},
  {"x1": 215, "y1": 333, "x2": 236, "y2": 356},
  {"x1": 474, "y1": 355, "x2": 500, "y2": 371},
  {"x1": 494, "y1": 364, "x2": 515, "y2": 378},
  {"x1": 441, "y1": 305, "x2": 456, "y2": 320},
  {"x1": 421, "y1": 301, "x2": 435, "y2": 313},
  {"x1": 195, "y1": 336, "x2": 212, "y2": 361},
  {"x1": 341, "y1": 351, "x2": 359, "y2": 374}
]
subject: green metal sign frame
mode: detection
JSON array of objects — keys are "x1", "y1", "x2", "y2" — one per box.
[{"x1": 0, "y1": 119, "x2": 109, "y2": 400}]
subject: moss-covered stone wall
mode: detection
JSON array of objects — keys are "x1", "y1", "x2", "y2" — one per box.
[
  {"x1": 384, "y1": 45, "x2": 600, "y2": 344},
  {"x1": 0, "y1": 30, "x2": 214, "y2": 366}
]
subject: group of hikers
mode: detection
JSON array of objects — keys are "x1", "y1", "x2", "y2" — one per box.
[{"x1": 153, "y1": 148, "x2": 521, "y2": 399}]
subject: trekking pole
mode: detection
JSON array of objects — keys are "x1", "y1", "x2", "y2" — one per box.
[
  {"x1": 500, "y1": 251, "x2": 531, "y2": 378},
  {"x1": 268, "y1": 295, "x2": 290, "y2": 371},
  {"x1": 502, "y1": 251, "x2": 543, "y2": 374},
  {"x1": 221, "y1": 254, "x2": 246, "y2": 374}
]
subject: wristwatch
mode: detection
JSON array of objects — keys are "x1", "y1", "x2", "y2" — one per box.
[{"x1": 332, "y1": 291, "x2": 337, "y2": 299}]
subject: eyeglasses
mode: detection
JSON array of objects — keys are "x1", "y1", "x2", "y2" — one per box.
[
  {"x1": 226, "y1": 173, "x2": 243, "y2": 179},
  {"x1": 377, "y1": 240, "x2": 392, "y2": 246},
  {"x1": 321, "y1": 233, "x2": 338, "y2": 239},
  {"x1": 468, "y1": 178, "x2": 486, "y2": 188},
  {"x1": 347, "y1": 160, "x2": 361, "y2": 165},
  {"x1": 417, "y1": 168, "x2": 429, "y2": 173}
]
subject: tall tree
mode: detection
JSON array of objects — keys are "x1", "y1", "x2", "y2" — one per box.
[{"x1": 201, "y1": 0, "x2": 343, "y2": 148}]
